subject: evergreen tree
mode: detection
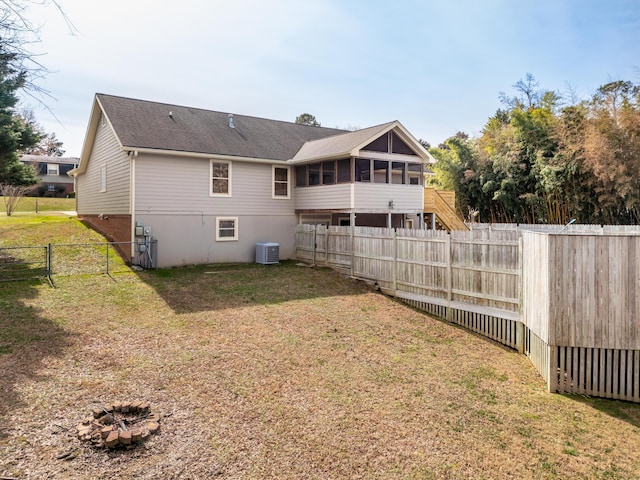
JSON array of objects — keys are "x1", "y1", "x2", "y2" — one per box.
[
  {"x1": 0, "y1": 45, "x2": 39, "y2": 186},
  {"x1": 295, "y1": 113, "x2": 321, "y2": 127}
]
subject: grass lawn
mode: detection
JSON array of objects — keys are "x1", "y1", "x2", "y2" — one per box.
[
  {"x1": 1, "y1": 215, "x2": 639, "y2": 479},
  {"x1": 1, "y1": 195, "x2": 76, "y2": 213}
]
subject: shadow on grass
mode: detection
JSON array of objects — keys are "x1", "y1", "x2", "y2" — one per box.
[
  {"x1": 137, "y1": 260, "x2": 371, "y2": 314},
  {"x1": 0, "y1": 279, "x2": 72, "y2": 422},
  {"x1": 567, "y1": 394, "x2": 640, "y2": 429}
]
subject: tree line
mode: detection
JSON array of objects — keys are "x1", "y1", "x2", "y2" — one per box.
[{"x1": 429, "y1": 74, "x2": 640, "y2": 225}]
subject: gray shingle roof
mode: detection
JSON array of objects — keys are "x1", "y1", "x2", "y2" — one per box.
[
  {"x1": 291, "y1": 121, "x2": 397, "y2": 162},
  {"x1": 97, "y1": 94, "x2": 349, "y2": 161}
]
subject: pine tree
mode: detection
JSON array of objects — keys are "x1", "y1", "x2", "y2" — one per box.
[{"x1": 0, "y1": 45, "x2": 39, "y2": 186}]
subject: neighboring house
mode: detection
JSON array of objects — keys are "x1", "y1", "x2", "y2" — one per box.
[
  {"x1": 20, "y1": 155, "x2": 79, "y2": 197},
  {"x1": 71, "y1": 93, "x2": 434, "y2": 267}
]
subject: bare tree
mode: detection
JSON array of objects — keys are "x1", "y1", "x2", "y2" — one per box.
[
  {"x1": 0, "y1": 0, "x2": 76, "y2": 105},
  {"x1": 499, "y1": 73, "x2": 544, "y2": 110},
  {"x1": 1, "y1": 183, "x2": 30, "y2": 215}
]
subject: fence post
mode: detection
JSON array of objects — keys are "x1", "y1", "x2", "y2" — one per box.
[
  {"x1": 312, "y1": 225, "x2": 317, "y2": 266},
  {"x1": 516, "y1": 236, "x2": 525, "y2": 353},
  {"x1": 350, "y1": 222, "x2": 355, "y2": 277},
  {"x1": 106, "y1": 243, "x2": 110, "y2": 275},
  {"x1": 445, "y1": 233, "x2": 453, "y2": 321},
  {"x1": 392, "y1": 228, "x2": 397, "y2": 293},
  {"x1": 47, "y1": 243, "x2": 52, "y2": 277},
  {"x1": 326, "y1": 226, "x2": 331, "y2": 267},
  {"x1": 46, "y1": 243, "x2": 51, "y2": 281}
]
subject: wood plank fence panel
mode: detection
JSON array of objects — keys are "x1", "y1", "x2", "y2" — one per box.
[
  {"x1": 396, "y1": 230, "x2": 449, "y2": 300},
  {"x1": 295, "y1": 224, "x2": 640, "y2": 403},
  {"x1": 548, "y1": 235, "x2": 640, "y2": 350},
  {"x1": 326, "y1": 226, "x2": 352, "y2": 271},
  {"x1": 450, "y1": 230, "x2": 521, "y2": 312}
]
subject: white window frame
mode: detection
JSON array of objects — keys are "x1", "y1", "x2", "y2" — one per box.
[
  {"x1": 100, "y1": 164, "x2": 107, "y2": 192},
  {"x1": 210, "y1": 160, "x2": 232, "y2": 197},
  {"x1": 337, "y1": 216, "x2": 351, "y2": 226},
  {"x1": 47, "y1": 163, "x2": 59, "y2": 175},
  {"x1": 272, "y1": 165, "x2": 290, "y2": 199},
  {"x1": 216, "y1": 216, "x2": 238, "y2": 241}
]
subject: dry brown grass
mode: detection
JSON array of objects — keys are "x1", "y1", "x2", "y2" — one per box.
[{"x1": 1, "y1": 231, "x2": 640, "y2": 478}]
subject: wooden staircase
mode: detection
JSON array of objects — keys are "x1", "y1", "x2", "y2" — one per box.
[{"x1": 424, "y1": 188, "x2": 468, "y2": 231}]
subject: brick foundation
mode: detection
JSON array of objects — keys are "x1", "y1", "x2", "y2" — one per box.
[{"x1": 79, "y1": 214, "x2": 132, "y2": 261}]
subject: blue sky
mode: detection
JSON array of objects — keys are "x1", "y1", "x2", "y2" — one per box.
[{"x1": 21, "y1": 0, "x2": 640, "y2": 157}]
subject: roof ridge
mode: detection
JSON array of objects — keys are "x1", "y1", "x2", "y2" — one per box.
[{"x1": 95, "y1": 93, "x2": 348, "y2": 133}]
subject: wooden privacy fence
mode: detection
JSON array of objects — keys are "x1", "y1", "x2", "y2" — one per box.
[
  {"x1": 296, "y1": 224, "x2": 523, "y2": 350},
  {"x1": 295, "y1": 223, "x2": 640, "y2": 402},
  {"x1": 522, "y1": 231, "x2": 640, "y2": 402}
]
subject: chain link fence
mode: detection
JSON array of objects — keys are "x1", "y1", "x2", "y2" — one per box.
[
  {"x1": 0, "y1": 246, "x2": 48, "y2": 281},
  {"x1": 0, "y1": 240, "x2": 157, "y2": 283}
]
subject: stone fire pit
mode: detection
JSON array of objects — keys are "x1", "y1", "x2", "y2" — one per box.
[{"x1": 76, "y1": 401, "x2": 160, "y2": 449}]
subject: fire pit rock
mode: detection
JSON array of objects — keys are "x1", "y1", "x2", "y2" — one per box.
[{"x1": 76, "y1": 401, "x2": 160, "y2": 449}]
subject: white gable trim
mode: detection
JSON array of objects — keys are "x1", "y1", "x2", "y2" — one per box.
[
  {"x1": 76, "y1": 96, "x2": 124, "y2": 176},
  {"x1": 352, "y1": 122, "x2": 433, "y2": 162}
]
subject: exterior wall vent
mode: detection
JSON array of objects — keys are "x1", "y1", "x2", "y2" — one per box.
[{"x1": 256, "y1": 242, "x2": 279, "y2": 264}]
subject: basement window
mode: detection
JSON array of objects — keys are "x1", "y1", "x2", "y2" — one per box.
[{"x1": 216, "y1": 217, "x2": 238, "y2": 241}]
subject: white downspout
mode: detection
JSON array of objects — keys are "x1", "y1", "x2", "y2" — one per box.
[{"x1": 129, "y1": 151, "x2": 138, "y2": 259}]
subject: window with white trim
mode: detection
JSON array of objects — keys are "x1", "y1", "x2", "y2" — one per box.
[
  {"x1": 216, "y1": 217, "x2": 238, "y2": 241},
  {"x1": 272, "y1": 166, "x2": 290, "y2": 198},
  {"x1": 47, "y1": 163, "x2": 59, "y2": 175},
  {"x1": 210, "y1": 160, "x2": 231, "y2": 196},
  {"x1": 100, "y1": 164, "x2": 107, "y2": 192}
]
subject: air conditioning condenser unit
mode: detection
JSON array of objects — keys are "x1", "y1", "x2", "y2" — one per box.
[{"x1": 256, "y1": 242, "x2": 279, "y2": 264}]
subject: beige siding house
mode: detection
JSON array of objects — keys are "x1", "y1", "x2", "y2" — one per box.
[{"x1": 73, "y1": 94, "x2": 433, "y2": 267}]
